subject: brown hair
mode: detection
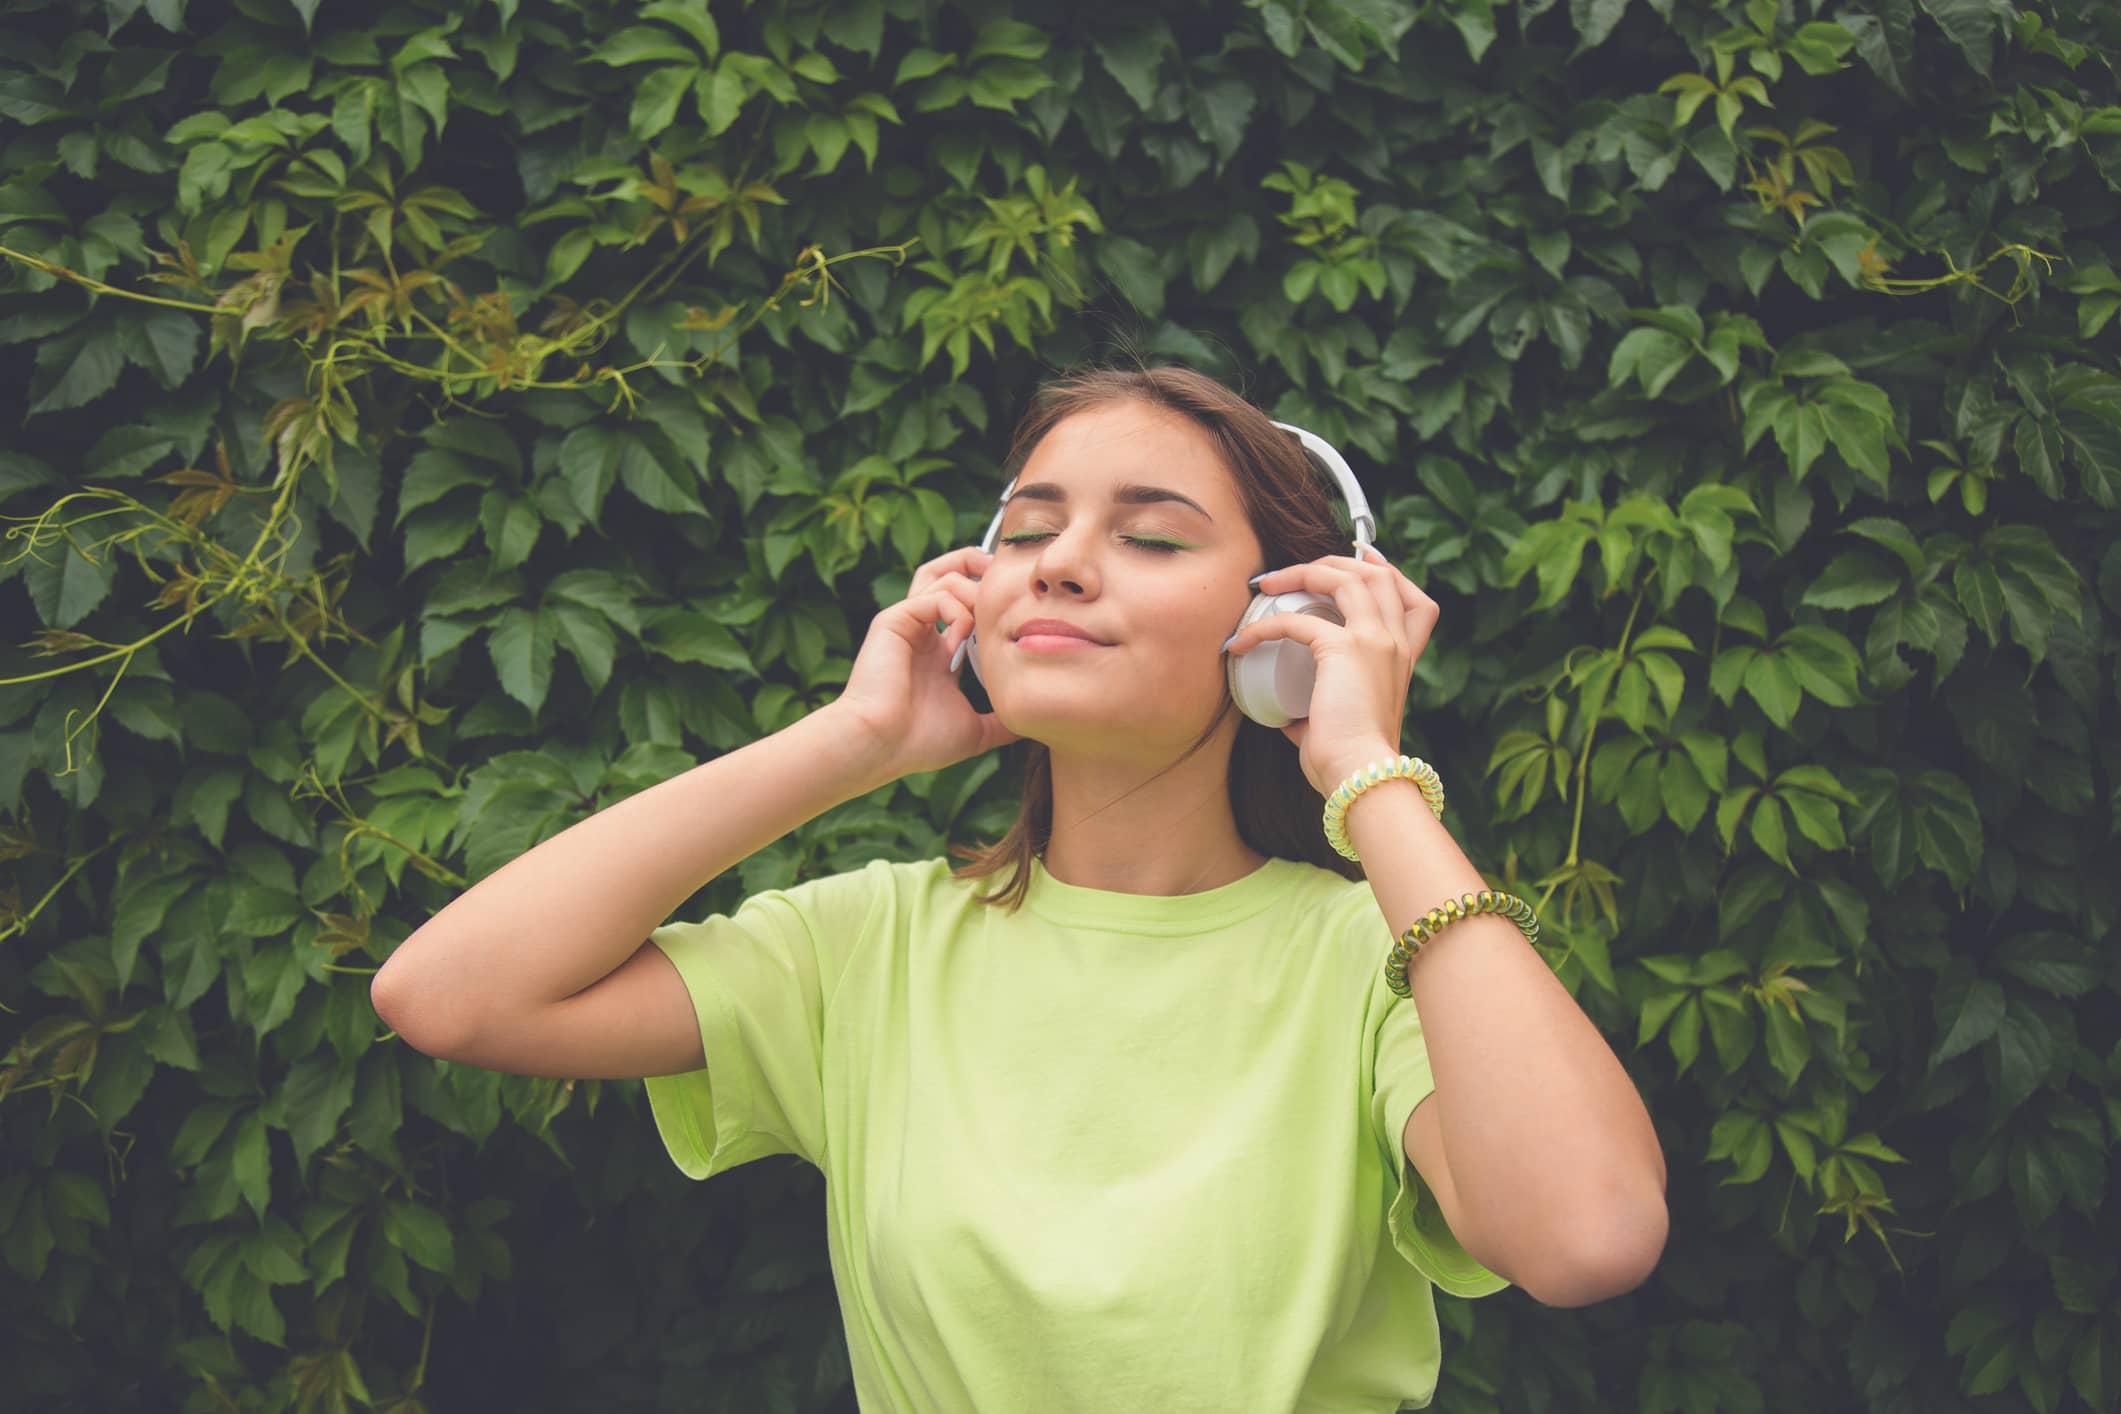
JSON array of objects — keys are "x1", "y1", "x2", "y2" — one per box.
[{"x1": 946, "y1": 365, "x2": 1368, "y2": 908}]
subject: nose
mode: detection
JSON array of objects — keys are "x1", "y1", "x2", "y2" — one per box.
[{"x1": 1029, "y1": 526, "x2": 1099, "y2": 597}]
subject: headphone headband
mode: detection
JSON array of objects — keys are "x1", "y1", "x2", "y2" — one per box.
[{"x1": 972, "y1": 420, "x2": 1377, "y2": 557}]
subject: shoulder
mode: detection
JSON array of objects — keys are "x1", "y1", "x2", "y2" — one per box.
[
  {"x1": 767, "y1": 854, "x2": 977, "y2": 924},
  {"x1": 1272, "y1": 858, "x2": 1389, "y2": 942},
  {"x1": 1260, "y1": 859, "x2": 1410, "y2": 1019}
]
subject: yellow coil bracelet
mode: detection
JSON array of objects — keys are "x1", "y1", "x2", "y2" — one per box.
[
  {"x1": 1384, "y1": 890, "x2": 1540, "y2": 998},
  {"x1": 1321, "y1": 755, "x2": 1443, "y2": 861}
]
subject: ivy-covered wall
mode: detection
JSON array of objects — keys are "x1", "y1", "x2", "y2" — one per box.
[{"x1": 3, "y1": 0, "x2": 2117, "y2": 1410}]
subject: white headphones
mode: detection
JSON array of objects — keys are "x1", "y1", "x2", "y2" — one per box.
[{"x1": 947, "y1": 421, "x2": 1378, "y2": 729}]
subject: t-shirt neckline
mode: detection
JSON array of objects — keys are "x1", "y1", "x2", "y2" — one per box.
[{"x1": 1022, "y1": 853, "x2": 1293, "y2": 933}]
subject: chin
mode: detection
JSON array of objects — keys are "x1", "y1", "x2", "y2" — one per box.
[{"x1": 998, "y1": 692, "x2": 1222, "y2": 750}]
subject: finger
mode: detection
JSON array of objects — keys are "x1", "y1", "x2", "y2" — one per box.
[
  {"x1": 1264, "y1": 552, "x2": 1427, "y2": 647},
  {"x1": 927, "y1": 568, "x2": 982, "y2": 606},
  {"x1": 1358, "y1": 544, "x2": 1438, "y2": 624},
  {"x1": 905, "y1": 571, "x2": 983, "y2": 634},
  {"x1": 903, "y1": 587, "x2": 971, "y2": 645},
  {"x1": 1224, "y1": 610, "x2": 1336, "y2": 657},
  {"x1": 1355, "y1": 547, "x2": 1408, "y2": 646},
  {"x1": 911, "y1": 546, "x2": 991, "y2": 593},
  {"x1": 1254, "y1": 556, "x2": 1389, "y2": 638}
]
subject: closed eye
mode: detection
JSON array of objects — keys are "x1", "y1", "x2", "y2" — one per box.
[{"x1": 998, "y1": 532, "x2": 1184, "y2": 553}]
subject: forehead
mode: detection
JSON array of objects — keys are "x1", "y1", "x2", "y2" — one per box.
[{"x1": 1012, "y1": 402, "x2": 1237, "y2": 511}]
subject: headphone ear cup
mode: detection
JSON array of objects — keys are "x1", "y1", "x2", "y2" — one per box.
[{"x1": 1227, "y1": 591, "x2": 1343, "y2": 728}]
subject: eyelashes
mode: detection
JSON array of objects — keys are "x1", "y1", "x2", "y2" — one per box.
[{"x1": 997, "y1": 532, "x2": 1185, "y2": 554}]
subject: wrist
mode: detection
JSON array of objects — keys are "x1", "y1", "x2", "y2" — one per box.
[
  {"x1": 1320, "y1": 750, "x2": 1443, "y2": 862},
  {"x1": 1319, "y1": 743, "x2": 1401, "y2": 792},
  {"x1": 802, "y1": 704, "x2": 901, "y2": 796}
]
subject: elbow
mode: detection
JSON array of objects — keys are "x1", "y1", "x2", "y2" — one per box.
[
  {"x1": 1528, "y1": 1193, "x2": 1669, "y2": 1309},
  {"x1": 370, "y1": 958, "x2": 424, "y2": 1049},
  {"x1": 371, "y1": 937, "x2": 472, "y2": 1059}
]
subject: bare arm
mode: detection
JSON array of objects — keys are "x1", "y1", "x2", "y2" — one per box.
[
  {"x1": 370, "y1": 703, "x2": 896, "y2": 1077},
  {"x1": 1338, "y1": 749, "x2": 1668, "y2": 1307}
]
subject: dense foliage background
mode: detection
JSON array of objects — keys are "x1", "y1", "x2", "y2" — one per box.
[{"x1": 3, "y1": 0, "x2": 2118, "y2": 1409}]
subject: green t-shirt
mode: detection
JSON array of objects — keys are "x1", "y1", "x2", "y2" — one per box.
[{"x1": 644, "y1": 852, "x2": 1509, "y2": 1413}]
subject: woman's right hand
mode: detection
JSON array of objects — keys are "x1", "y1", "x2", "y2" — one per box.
[{"x1": 832, "y1": 545, "x2": 1022, "y2": 781}]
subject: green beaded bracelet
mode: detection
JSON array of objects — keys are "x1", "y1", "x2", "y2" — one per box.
[
  {"x1": 1385, "y1": 889, "x2": 1540, "y2": 998},
  {"x1": 1322, "y1": 755, "x2": 1443, "y2": 861}
]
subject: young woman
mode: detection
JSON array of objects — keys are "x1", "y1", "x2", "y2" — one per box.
[{"x1": 373, "y1": 367, "x2": 1668, "y2": 1412}]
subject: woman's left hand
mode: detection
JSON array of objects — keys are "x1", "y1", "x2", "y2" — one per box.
[{"x1": 1224, "y1": 543, "x2": 1440, "y2": 796}]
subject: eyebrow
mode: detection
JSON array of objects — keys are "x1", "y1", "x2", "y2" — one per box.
[{"x1": 1004, "y1": 481, "x2": 1213, "y2": 520}]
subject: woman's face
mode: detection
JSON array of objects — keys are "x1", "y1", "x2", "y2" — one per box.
[{"x1": 975, "y1": 400, "x2": 1265, "y2": 759}]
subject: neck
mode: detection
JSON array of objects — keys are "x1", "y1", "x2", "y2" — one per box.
[{"x1": 1036, "y1": 717, "x2": 1267, "y2": 896}]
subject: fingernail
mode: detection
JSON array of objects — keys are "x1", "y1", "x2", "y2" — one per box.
[
  {"x1": 1221, "y1": 634, "x2": 1239, "y2": 653},
  {"x1": 1247, "y1": 572, "x2": 1269, "y2": 589}
]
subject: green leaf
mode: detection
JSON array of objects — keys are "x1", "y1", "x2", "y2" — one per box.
[
  {"x1": 1659, "y1": 752, "x2": 1711, "y2": 831},
  {"x1": 1569, "y1": 0, "x2": 1632, "y2": 54},
  {"x1": 1780, "y1": 789, "x2": 1845, "y2": 850},
  {"x1": 617, "y1": 432, "x2": 709, "y2": 518},
  {"x1": 558, "y1": 424, "x2": 623, "y2": 530},
  {"x1": 1917, "y1": 0, "x2": 2010, "y2": 79},
  {"x1": 1953, "y1": 561, "x2": 2006, "y2": 647},
  {"x1": 1740, "y1": 651, "x2": 1801, "y2": 726},
  {"x1": 892, "y1": 48, "x2": 956, "y2": 84},
  {"x1": 400, "y1": 504, "x2": 479, "y2": 574},
  {"x1": 1098, "y1": 29, "x2": 1165, "y2": 108},
  {"x1": 1097, "y1": 236, "x2": 1166, "y2": 320},
  {"x1": 630, "y1": 64, "x2": 697, "y2": 140},
  {"x1": 1820, "y1": 401, "x2": 1892, "y2": 488},
  {"x1": 115, "y1": 308, "x2": 198, "y2": 388},
  {"x1": 1995, "y1": 996, "x2": 2060, "y2": 1111},
  {"x1": 1802, "y1": 550, "x2": 1899, "y2": 610},
  {"x1": 111, "y1": 874, "x2": 191, "y2": 993},
  {"x1": 969, "y1": 17, "x2": 1049, "y2": 61},
  {"x1": 1749, "y1": 794, "x2": 1791, "y2": 870},
  {"x1": 548, "y1": 568, "x2": 644, "y2": 636},
  {"x1": 1843, "y1": 516, "x2": 1925, "y2": 576},
  {"x1": 1903, "y1": 768, "x2": 1984, "y2": 889},
  {"x1": 487, "y1": 605, "x2": 556, "y2": 714},
  {"x1": 481, "y1": 493, "x2": 542, "y2": 573},
  {"x1": 279, "y1": 1053, "x2": 356, "y2": 1175},
  {"x1": 231, "y1": 1110, "x2": 271, "y2": 1222},
  {"x1": 1762, "y1": 1001, "x2": 1810, "y2": 1084},
  {"x1": 1993, "y1": 933, "x2": 2103, "y2": 999},
  {"x1": 641, "y1": 608, "x2": 755, "y2": 674},
  {"x1": 1609, "y1": 327, "x2": 1692, "y2": 398},
  {"x1": 397, "y1": 448, "x2": 489, "y2": 525},
  {"x1": 790, "y1": 50, "x2": 841, "y2": 84},
  {"x1": 23, "y1": 540, "x2": 118, "y2": 630},
  {"x1": 1188, "y1": 214, "x2": 1258, "y2": 292},
  {"x1": 699, "y1": 65, "x2": 746, "y2": 135},
  {"x1": 28, "y1": 320, "x2": 125, "y2": 415},
  {"x1": 640, "y1": 2, "x2": 720, "y2": 60},
  {"x1": 1778, "y1": 626, "x2": 1864, "y2": 707},
  {"x1": 1184, "y1": 77, "x2": 1254, "y2": 163},
  {"x1": 550, "y1": 602, "x2": 617, "y2": 695},
  {"x1": 382, "y1": 1200, "x2": 455, "y2": 1274}
]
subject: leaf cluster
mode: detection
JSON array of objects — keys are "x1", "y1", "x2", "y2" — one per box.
[{"x1": 2, "y1": 1, "x2": 2120, "y2": 1410}]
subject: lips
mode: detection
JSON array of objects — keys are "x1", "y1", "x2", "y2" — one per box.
[{"x1": 1012, "y1": 618, "x2": 1110, "y2": 645}]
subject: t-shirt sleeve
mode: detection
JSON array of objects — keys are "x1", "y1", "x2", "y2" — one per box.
[
  {"x1": 641, "y1": 859, "x2": 889, "y2": 1180},
  {"x1": 1369, "y1": 986, "x2": 1513, "y2": 1299}
]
